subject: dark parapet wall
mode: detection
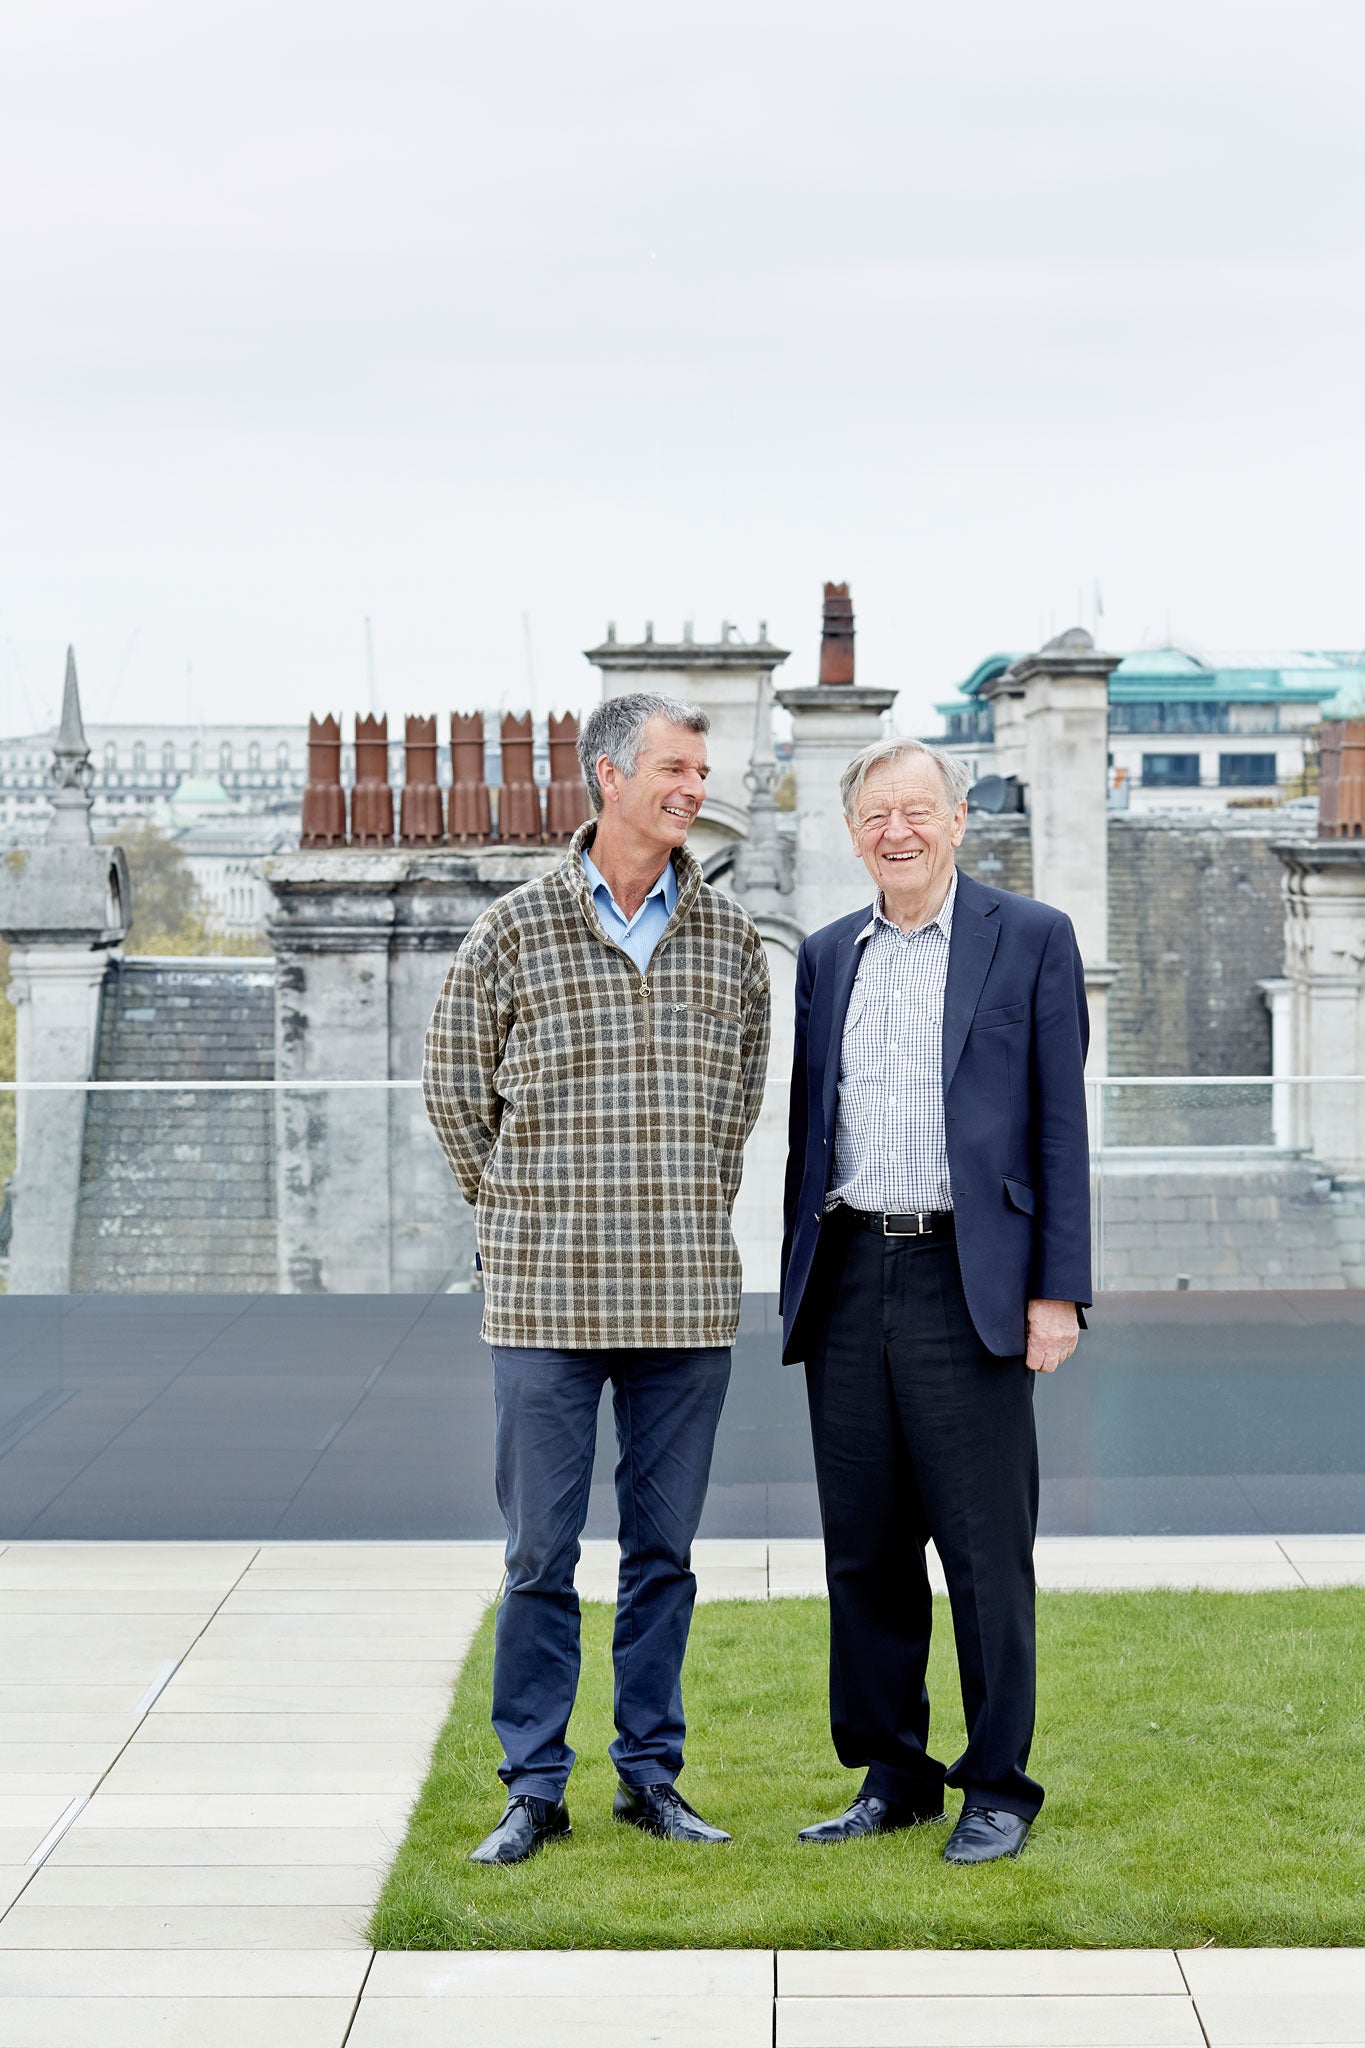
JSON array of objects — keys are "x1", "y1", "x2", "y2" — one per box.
[
  {"x1": 71, "y1": 959, "x2": 278, "y2": 1292},
  {"x1": 956, "y1": 809, "x2": 1307, "y2": 1082},
  {"x1": 957, "y1": 814, "x2": 1034, "y2": 897},
  {"x1": 1106, "y1": 814, "x2": 1300, "y2": 1078}
]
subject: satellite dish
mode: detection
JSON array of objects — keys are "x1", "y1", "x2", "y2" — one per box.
[{"x1": 967, "y1": 774, "x2": 1023, "y2": 814}]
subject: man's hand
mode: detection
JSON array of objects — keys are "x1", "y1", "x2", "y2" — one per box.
[{"x1": 1026, "y1": 1299, "x2": 1078, "y2": 1374}]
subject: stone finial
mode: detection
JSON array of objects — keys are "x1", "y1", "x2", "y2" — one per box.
[
  {"x1": 46, "y1": 647, "x2": 95, "y2": 844},
  {"x1": 545, "y1": 712, "x2": 590, "y2": 844},
  {"x1": 818, "y1": 583, "x2": 855, "y2": 687},
  {"x1": 351, "y1": 713, "x2": 395, "y2": 846},
  {"x1": 300, "y1": 714, "x2": 347, "y2": 847},
  {"x1": 497, "y1": 713, "x2": 542, "y2": 844},
  {"x1": 399, "y1": 715, "x2": 446, "y2": 847},
  {"x1": 448, "y1": 713, "x2": 493, "y2": 843}
]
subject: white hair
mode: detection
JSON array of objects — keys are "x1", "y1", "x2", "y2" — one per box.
[{"x1": 839, "y1": 737, "x2": 971, "y2": 819}]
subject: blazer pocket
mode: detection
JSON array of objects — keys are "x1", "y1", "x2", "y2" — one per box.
[
  {"x1": 973, "y1": 1002, "x2": 1027, "y2": 1031},
  {"x1": 1003, "y1": 1176, "x2": 1036, "y2": 1215}
]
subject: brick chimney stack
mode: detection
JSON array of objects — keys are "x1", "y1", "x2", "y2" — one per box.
[
  {"x1": 817, "y1": 582, "x2": 855, "y2": 688},
  {"x1": 301, "y1": 715, "x2": 346, "y2": 847},
  {"x1": 448, "y1": 713, "x2": 493, "y2": 843},
  {"x1": 351, "y1": 714, "x2": 394, "y2": 846},
  {"x1": 1317, "y1": 719, "x2": 1365, "y2": 838},
  {"x1": 498, "y1": 713, "x2": 542, "y2": 843},
  {"x1": 399, "y1": 716, "x2": 445, "y2": 846}
]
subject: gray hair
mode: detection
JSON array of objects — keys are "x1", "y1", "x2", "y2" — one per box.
[
  {"x1": 839, "y1": 737, "x2": 971, "y2": 820},
  {"x1": 577, "y1": 692, "x2": 710, "y2": 812}
]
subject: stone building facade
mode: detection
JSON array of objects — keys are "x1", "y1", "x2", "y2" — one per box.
[{"x1": 5, "y1": 620, "x2": 1365, "y2": 1299}]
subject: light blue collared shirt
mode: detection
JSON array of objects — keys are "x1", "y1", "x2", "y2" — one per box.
[{"x1": 582, "y1": 847, "x2": 677, "y2": 974}]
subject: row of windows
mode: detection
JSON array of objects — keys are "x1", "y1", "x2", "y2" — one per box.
[
  {"x1": 950, "y1": 702, "x2": 1317, "y2": 743},
  {"x1": 1110, "y1": 702, "x2": 1306, "y2": 736},
  {"x1": 1139, "y1": 753, "x2": 1278, "y2": 788},
  {"x1": 100, "y1": 742, "x2": 295, "y2": 773}
]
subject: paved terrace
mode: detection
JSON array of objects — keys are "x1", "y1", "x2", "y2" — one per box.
[{"x1": 0, "y1": 1537, "x2": 1361, "y2": 2045}]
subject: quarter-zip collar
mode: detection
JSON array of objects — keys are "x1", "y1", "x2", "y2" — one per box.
[{"x1": 561, "y1": 817, "x2": 703, "y2": 971}]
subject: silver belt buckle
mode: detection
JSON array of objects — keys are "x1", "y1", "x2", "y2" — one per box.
[{"x1": 883, "y1": 1212, "x2": 927, "y2": 1237}]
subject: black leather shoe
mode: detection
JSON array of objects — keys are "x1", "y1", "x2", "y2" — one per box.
[
  {"x1": 799, "y1": 1794, "x2": 947, "y2": 1843},
  {"x1": 943, "y1": 1806, "x2": 1031, "y2": 1864},
  {"x1": 469, "y1": 1793, "x2": 571, "y2": 1865},
  {"x1": 613, "y1": 1781, "x2": 732, "y2": 1844}
]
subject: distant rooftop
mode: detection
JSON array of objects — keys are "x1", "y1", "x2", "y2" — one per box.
[{"x1": 940, "y1": 645, "x2": 1365, "y2": 716}]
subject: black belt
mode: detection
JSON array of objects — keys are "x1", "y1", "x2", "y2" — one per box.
[{"x1": 834, "y1": 1206, "x2": 955, "y2": 1238}]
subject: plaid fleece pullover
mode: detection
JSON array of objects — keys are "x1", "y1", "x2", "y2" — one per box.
[{"x1": 423, "y1": 819, "x2": 772, "y2": 1349}]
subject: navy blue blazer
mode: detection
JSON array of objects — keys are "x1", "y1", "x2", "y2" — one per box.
[{"x1": 780, "y1": 868, "x2": 1093, "y2": 1362}]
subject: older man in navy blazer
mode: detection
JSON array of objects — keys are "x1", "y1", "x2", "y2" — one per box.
[{"x1": 782, "y1": 737, "x2": 1091, "y2": 1865}]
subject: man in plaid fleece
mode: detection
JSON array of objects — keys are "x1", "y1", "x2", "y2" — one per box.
[{"x1": 424, "y1": 691, "x2": 771, "y2": 1865}]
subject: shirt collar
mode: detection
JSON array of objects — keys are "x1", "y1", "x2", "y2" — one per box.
[
  {"x1": 856, "y1": 865, "x2": 958, "y2": 944},
  {"x1": 581, "y1": 846, "x2": 677, "y2": 920}
]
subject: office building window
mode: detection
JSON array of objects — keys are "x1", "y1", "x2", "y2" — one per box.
[
  {"x1": 219, "y1": 742, "x2": 233, "y2": 774},
  {"x1": 1141, "y1": 753, "x2": 1201, "y2": 788},
  {"x1": 1219, "y1": 753, "x2": 1276, "y2": 787},
  {"x1": 103, "y1": 742, "x2": 117, "y2": 774},
  {"x1": 162, "y1": 742, "x2": 176, "y2": 772},
  {"x1": 248, "y1": 741, "x2": 261, "y2": 770},
  {"x1": 132, "y1": 742, "x2": 146, "y2": 772}
]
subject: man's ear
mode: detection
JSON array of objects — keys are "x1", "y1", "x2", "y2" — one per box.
[{"x1": 949, "y1": 800, "x2": 968, "y2": 848}]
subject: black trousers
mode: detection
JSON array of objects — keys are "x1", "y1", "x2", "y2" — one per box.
[{"x1": 802, "y1": 1213, "x2": 1043, "y2": 1820}]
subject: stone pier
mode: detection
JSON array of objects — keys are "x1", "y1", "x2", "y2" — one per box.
[{"x1": 0, "y1": 653, "x2": 130, "y2": 1293}]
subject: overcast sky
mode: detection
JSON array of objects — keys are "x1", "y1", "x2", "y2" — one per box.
[{"x1": 3, "y1": 0, "x2": 1363, "y2": 737}]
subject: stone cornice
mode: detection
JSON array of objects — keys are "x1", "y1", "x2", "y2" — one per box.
[
  {"x1": 1270, "y1": 839, "x2": 1365, "y2": 876},
  {"x1": 774, "y1": 685, "x2": 898, "y2": 714}
]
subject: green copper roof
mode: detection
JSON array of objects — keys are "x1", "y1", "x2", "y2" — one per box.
[{"x1": 948, "y1": 646, "x2": 1363, "y2": 707}]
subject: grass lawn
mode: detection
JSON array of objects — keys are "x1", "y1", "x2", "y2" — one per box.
[{"x1": 370, "y1": 1589, "x2": 1365, "y2": 1951}]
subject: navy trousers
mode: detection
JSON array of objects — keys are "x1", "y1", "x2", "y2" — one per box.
[
  {"x1": 802, "y1": 1214, "x2": 1043, "y2": 1820},
  {"x1": 488, "y1": 1344, "x2": 731, "y2": 1802}
]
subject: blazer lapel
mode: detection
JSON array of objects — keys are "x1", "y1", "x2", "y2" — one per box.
[
  {"x1": 941, "y1": 875, "x2": 1000, "y2": 1096},
  {"x1": 820, "y1": 931, "x2": 865, "y2": 1140}
]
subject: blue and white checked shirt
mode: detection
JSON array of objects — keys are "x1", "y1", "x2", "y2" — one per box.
[
  {"x1": 829, "y1": 868, "x2": 957, "y2": 1214},
  {"x1": 581, "y1": 847, "x2": 678, "y2": 974}
]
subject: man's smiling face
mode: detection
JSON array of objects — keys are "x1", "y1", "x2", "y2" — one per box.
[
  {"x1": 847, "y1": 757, "x2": 966, "y2": 914},
  {"x1": 603, "y1": 715, "x2": 709, "y2": 855}
]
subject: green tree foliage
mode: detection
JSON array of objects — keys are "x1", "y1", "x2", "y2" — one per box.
[{"x1": 107, "y1": 825, "x2": 267, "y2": 956}]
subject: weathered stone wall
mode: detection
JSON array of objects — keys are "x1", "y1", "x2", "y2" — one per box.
[
  {"x1": 1106, "y1": 812, "x2": 1312, "y2": 1078},
  {"x1": 956, "y1": 814, "x2": 1033, "y2": 896},
  {"x1": 1097, "y1": 1156, "x2": 1361, "y2": 1291},
  {"x1": 960, "y1": 809, "x2": 1317, "y2": 1084},
  {"x1": 71, "y1": 958, "x2": 277, "y2": 1291}
]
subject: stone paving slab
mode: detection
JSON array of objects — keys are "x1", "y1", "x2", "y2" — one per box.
[
  {"x1": 0, "y1": 1902, "x2": 371, "y2": 1950},
  {"x1": 777, "y1": 1993, "x2": 1206, "y2": 2045},
  {"x1": 0, "y1": 1948, "x2": 368, "y2": 1994},
  {"x1": 1177, "y1": 1951, "x2": 1365, "y2": 1994},
  {"x1": 366, "y1": 1948, "x2": 772, "y2": 1994},
  {"x1": 349, "y1": 1992, "x2": 776, "y2": 2047},
  {"x1": 777, "y1": 1952, "x2": 1188, "y2": 1996},
  {"x1": 45, "y1": 1825, "x2": 398, "y2": 1867},
  {"x1": 0, "y1": 1996, "x2": 356, "y2": 2047},
  {"x1": 24, "y1": 1863, "x2": 387, "y2": 1905}
]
